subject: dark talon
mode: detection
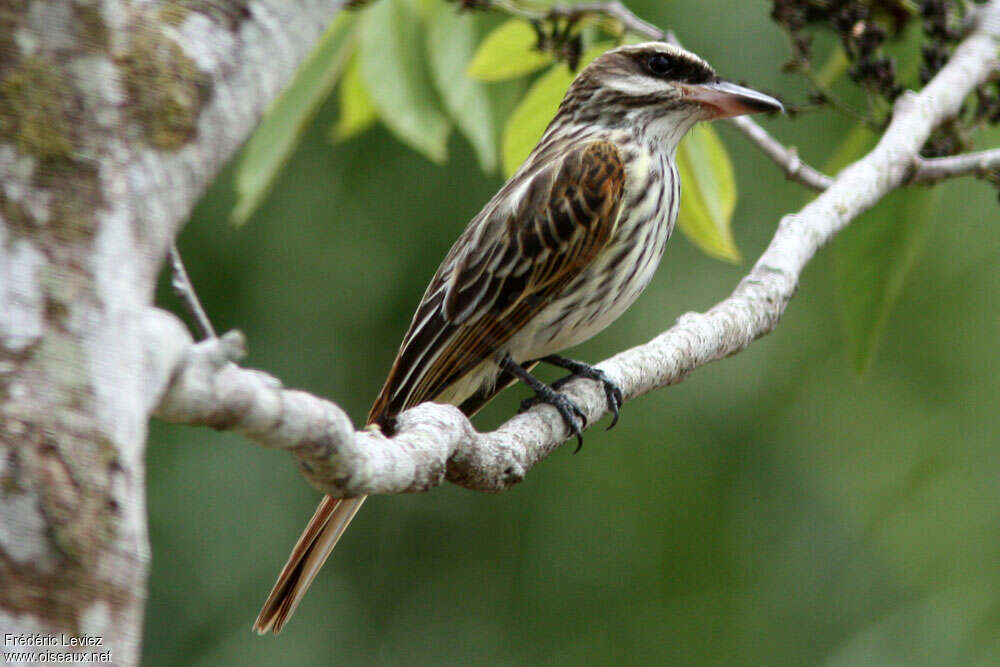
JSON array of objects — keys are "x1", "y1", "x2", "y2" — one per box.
[
  {"x1": 538, "y1": 355, "x2": 624, "y2": 430},
  {"x1": 605, "y1": 383, "x2": 623, "y2": 430},
  {"x1": 518, "y1": 388, "x2": 587, "y2": 451},
  {"x1": 551, "y1": 393, "x2": 586, "y2": 452},
  {"x1": 503, "y1": 356, "x2": 587, "y2": 451}
]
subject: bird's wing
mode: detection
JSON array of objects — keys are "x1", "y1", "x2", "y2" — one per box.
[{"x1": 368, "y1": 140, "x2": 625, "y2": 427}]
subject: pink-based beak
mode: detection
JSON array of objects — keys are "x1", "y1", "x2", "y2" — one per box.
[{"x1": 681, "y1": 80, "x2": 784, "y2": 119}]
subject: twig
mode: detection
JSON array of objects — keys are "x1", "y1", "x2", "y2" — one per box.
[
  {"x1": 803, "y1": 62, "x2": 876, "y2": 126},
  {"x1": 727, "y1": 116, "x2": 834, "y2": 191},
  {"x1": 168, "y1": 243, "x2": 217, "y2": 340},
  {"x1": 154, "y1": 2, "x2": 1000, "y2": 498},
  {"x1": 547, "y1": 1, "x2": 668, "y2": 40},
  {"x1": 531, "y1": 3, "x2": 838, "y2": 192},
  {"x1": 484, "y1": 0, "x2": 669, "y2": 40},
  {"x1": 910, "y1": 147, "x2": 1000, "y2": 184},
  {"x1": 722, "y1": 122, "x2": 1000, "y2": 191}
]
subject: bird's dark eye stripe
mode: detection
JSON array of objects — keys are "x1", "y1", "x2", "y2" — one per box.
[{"x1": 642, "y1": 52, "x2": 715, "y2": 84}]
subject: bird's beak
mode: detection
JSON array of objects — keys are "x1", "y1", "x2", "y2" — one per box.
[{"x1": 681, "y1": 80, "x2": 784, "y2": 118}]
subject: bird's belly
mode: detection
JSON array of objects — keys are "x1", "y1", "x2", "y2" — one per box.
[
  {"x1": 435, "y1": 217, "x2": 670, "y2": 408},
  {"x1": 508, "y1": 206, "x2": 674, "y2": 362}
]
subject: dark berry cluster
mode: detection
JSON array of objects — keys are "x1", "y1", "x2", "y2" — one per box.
[
  {"x1": 919, "y1": 0, "x2": 967, "y2": 83},
  {"x1": 844, "y1": 17, "x2": 902, "y2": 100},
  {"x1": 974, "y1": 84, "x2": 1000, "y2": 124},
  {"x1": 771, "y1": 1, "x2": 918, "y2": 101},
  {"x1": 770, "y1": 0, "x2": 822, "y2": 67},
  {"x1": 916, "y1": 1, "x2": 999, "y2": 158},
  {"x1": 772, "y1": 0, "x2": 998, "y2": 166}
]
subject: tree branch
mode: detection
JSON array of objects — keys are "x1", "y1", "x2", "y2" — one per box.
[
  {"x1": 546, "y1": 1, "x2": 669, "y2": 40},
  {"x1": 911, "y1": 147, "x2": 1000, "y2": 183},
  {"x1": 155, "y1": 3, "x2": 1000, "y2": 498},
  {"x1": 726, "y1": 116, "x2": 834, "y2": 191},
  {"x1": 724, "y1": 122, "x2": 1000, "y2": 191}
]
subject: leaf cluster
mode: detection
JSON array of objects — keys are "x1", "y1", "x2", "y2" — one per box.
[{"x1": 233, "y1": 0, "x2": 744, "y2": 262}]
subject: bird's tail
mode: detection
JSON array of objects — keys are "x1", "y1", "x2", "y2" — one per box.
[
  {"x1": 253, "y1": 362, "x2": 525, "y2": 634},
  {"x1": 252, "y1": 495, "x2": 365, "y2": 634}
]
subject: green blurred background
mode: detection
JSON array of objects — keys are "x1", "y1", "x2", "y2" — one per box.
[{"x1": 145, "y1": 1, "x2": 1000, "y2": 664}]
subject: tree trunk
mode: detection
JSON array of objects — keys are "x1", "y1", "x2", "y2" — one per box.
[{"x1": 0, "y1": 2, "x2": 343, "y2": 662}]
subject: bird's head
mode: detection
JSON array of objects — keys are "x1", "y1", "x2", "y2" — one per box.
[{"x1": 561, "y1": 42, "x2": 783, "y2": 148}]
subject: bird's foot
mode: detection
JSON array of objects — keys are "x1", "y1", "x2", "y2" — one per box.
[
  {"x1": 518, "y1": 386, "x2": 588, "y2": 452},
  {"x1": 500, "y1": 356, "x2": 587, "y2": 451},
  {"x1": 539, "y1": 355, "x2": 623, "y2": 430}
]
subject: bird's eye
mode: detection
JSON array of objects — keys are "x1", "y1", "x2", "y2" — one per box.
[{"x1": 646, "y1": 53, "x2": 673, "y2": 77}]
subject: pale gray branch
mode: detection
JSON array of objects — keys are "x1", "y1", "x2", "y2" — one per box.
[
  {"x1": 727, "y1": 120, "x2": 1000, "y2": 190},
  {"x1": 168, "y1": 244, "x2": 217, "y2": 340},
  {"x1": 548, "y1": 1, "x2": 669, "y2": 40},
  {"x1": 155, "y1": 3, "x2": 1000, "y2": 498},
  {"x1": 911, "y1": 147, "x2": 1000, "y2": 183},
  {"x1": 727, "y1": 116, "x2": 835, "y2": 191},
  {"x1": 488, "y1": 0, "x2": 671, "y2": 41}
]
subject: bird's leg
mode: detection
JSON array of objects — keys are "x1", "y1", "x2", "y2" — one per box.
[
  {"x1": 533, "y1": 355, "x2": 623, "y2": 430},
  {"x1": 501, "y1": 356, "x2": 587, "y2": 452}
]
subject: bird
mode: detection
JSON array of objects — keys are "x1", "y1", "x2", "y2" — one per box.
[{"x1": 253, "y1": 41, "x2": 782, "y2": 634}]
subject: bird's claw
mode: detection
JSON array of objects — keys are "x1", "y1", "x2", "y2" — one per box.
[
  {"x1": 519, "y1": 391, "x2": 587, "y2": 452},
  {"x1": 603, "y1": 381, "x2": 623, "y2": 430},
  {"x1": 549, "y1": 365, "x2": 623, "y2": 430}
]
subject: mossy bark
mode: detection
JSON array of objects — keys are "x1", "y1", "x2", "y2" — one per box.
[{"x1": 0, "y1": 1, "x2": 346, "y2": 664}]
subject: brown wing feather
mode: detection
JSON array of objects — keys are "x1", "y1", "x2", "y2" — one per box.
[{"x1": 369, "y1": 140, "x2": 625, "y2": 428}]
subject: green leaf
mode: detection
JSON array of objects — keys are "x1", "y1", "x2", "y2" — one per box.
[
  {"x1": 359, "y1": 0, "x2": 451, "y2": 164},
  {"x1": 330, "y1": 54, "x2": 377, "y2": 142},
  {"x1": 231, "y1": 15, "x2": 354, "y2": 225},
  {"x1": 500, "y1": 43, "x2": 612, "y2": 177},
  {"x1": 834, "y1": 184, "x2": 941, "y2": 373},
  {"x1": 427, "y1": 5, "x2": 497, "y2": 172},
  {"x1": 828, "y1": 123, "x2": 941, "y2": 372},
  {"x1": 500, "y1": 66, "x2": 572, "y2": 177},
  {"x1": 466, "y1": 20, "x2": 554, "y2": 82},
  {"x1": 675, "y1": 124, "x2": 740, "y2": 262}
]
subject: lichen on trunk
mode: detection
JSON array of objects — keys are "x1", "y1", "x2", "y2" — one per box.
[{"x1": 0, "y1": 1, "x2": 349, "y2": 664}]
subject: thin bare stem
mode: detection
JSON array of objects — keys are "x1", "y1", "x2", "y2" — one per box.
[
  {"x1": 484, "y1": 0, "x2": 669, "y2": 39},
  {"x1": 547, "y1": 1, "x2": 668, "y2": 39},
  {"x1": 911, "y1": 147, "x2": 1000, "y2": 183},
  {"x1": 727, "y1": 116, "x2": 834, "y2": 191},
  {"x1": 168, "y1": 244, "x2": 217, "y2": 340}
]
